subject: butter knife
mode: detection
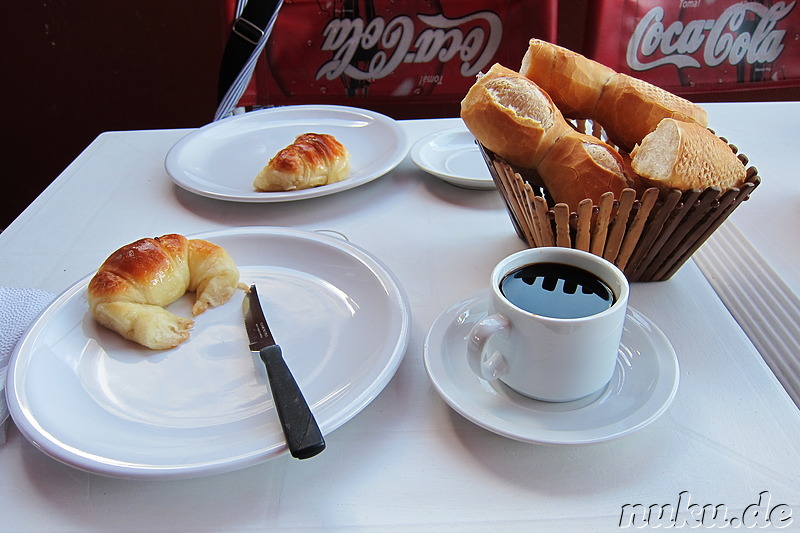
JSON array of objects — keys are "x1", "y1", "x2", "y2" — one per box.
[{"x1": 243, "y1": 284, "x2": 325, "y2": 459}]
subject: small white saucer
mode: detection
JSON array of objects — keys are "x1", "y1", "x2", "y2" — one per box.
[
  {"x1": 410, "y1": 127, "x2": 495, "y2": 190},
  {"x1": 423, "y1": 291, "x2": 679, "y2": 445}
]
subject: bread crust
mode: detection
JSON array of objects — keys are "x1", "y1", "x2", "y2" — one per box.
[
  {"x1": 520, "y1": 38, "x2": 615, "y2": 119},
  {"x1": 537, "y1": 130, "x2": 629, "y2": 212},
  {"x1": 520, "y1": 39, "x2": 708, "y2": 154},
  {"x1": 462, "y1": 63, "x2": 631, "y2": 211},
  {"x1": 460, "y1": 63, "x2": 571, "y2": 169},
  {"x1": 463, "y1": 42, "x2": 736, "y2": 214},
  {"x1": 595, "y1": 74, "x2": 709, "y2": 153},
  {"x1": 631, "y1": 118, "x2": 746, "y2": 191}
]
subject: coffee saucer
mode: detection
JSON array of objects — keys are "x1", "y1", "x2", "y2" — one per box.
[
  {"x1": 410, "y1": 127, "x2": 495, "y2": 189},
  {"x1": 423, "y1": 291, "x2": 679, "y2": 445}
]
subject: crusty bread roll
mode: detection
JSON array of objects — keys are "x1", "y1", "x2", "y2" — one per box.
[
  {"x1": 616, "y1": 150, "x2": 652, "y2": 197},
  {"x1": 537, "y1": 130, "x2": 629, "y2": 212},
  {"x1": 519, "y1": 39, "x2": 708, "y2": 153},
  {"x1": 520, "y1": 38, "x2": 615, "y2": 119},
  {"x1": 631, "y1": 118, "x2": 746, "y2": 191},
  {"x1": 254, "y1": 133, "x2": 350, "y2": 192},
  {"x1": 461, "y1": 63, "x2": 630, "y2": 211},
  {"x1": 88, "y1": 234, "x2": 242, "y2": 350},
  {"x1": 460, "y1": 63, "x2": 571, "y2": 169},
  {"x1": 595, "y1": 74, "x2": 709, "y2": 153}
]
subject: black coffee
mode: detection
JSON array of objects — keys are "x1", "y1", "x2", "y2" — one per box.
[{"x1": 500, "y1": 262, "x2": 615, "y2": 319}]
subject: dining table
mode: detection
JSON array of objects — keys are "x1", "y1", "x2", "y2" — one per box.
[{"x1": 0, "y1": 101, "x2": 798, "y2": 532}]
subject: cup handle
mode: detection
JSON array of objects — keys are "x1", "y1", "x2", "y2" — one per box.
[{"x1": 467, "y1": 313, "x2": 510, "y2": 381}]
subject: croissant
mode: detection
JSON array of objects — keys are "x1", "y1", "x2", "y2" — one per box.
[
  {"x1": 253, "y1": 133, "x2": 350, "y2": 192},
  {"x1": 87, "y1": 234, "x2": 242, "y2": 350}
]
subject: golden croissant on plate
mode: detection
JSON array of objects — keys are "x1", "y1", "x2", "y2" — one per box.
[
  {"x1": 87, "y1": 234, "x2": 243, "y2": 350},
  {"x1": 253, "y1": 132, "x2": 350, "y2": 192}
]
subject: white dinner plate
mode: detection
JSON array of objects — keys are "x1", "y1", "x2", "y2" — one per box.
[
  {"x1": 409, "y1": 127, "x2": 494, "y2": 189},
  {"x1": 165, "y1": 105, "x2": 410, "y2": 202},
  {"x1": 6, "y1": 227, "x2": 411, "y2": 479},
  {"x1": 423, "y1": 291, "x2": 679, "y2": 445}
]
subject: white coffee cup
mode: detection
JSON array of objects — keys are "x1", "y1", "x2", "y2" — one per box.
[{"x1": 467, "y1": 247, "x2": 629, "y2": 402}]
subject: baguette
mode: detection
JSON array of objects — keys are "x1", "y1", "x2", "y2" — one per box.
[
  {"x1": 520, "y1": 39, "x2": 708, "y2": 153},
  {"x1": 595, "y1": 73, "x2": 709, "y2": 153},
  {"x1": 461, "y1": 63, "x2": 629, "y2": 211},
  {"x1": 460, "y1": 63, "x2": 571, "y2": 169},
  {"x1": 631, "y1": 118, "x2": 746, "y2": 191},
  {"x1": 537, "y1": 130, "x2": 629, "y2": 213},
  {"x1": 466, "y1": 41, "x2": 745, "y2": 216},
  {"x1": 519, "y1": 38, "x2": 615, "y2": 119}
]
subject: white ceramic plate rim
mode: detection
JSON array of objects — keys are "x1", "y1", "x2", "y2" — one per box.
[
  {"x1": 165, "y1": 105, "x2": 410, "y2": 202},
  {"x1": 6, "y1": 227, "x2": 411, "y2": 479},
  {"x1": 423, "y1": 291, "x2": 679, "y2": 445},
  {"x1": 409, "y1": 127, "x2": 494, "y2": 189}
]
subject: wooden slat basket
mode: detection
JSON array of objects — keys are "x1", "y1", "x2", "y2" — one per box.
[{"x1": 480, "y1": 121, "x2": 761, "y2": 282}]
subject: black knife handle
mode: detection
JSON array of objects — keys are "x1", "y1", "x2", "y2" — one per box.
[{"x1": 259, "y1": 345, "x2": 326, "y2": 459}]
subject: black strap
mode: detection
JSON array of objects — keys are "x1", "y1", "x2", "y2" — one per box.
[{"x1": 217, "y1": 0, "x2": 282, "y2": 104}]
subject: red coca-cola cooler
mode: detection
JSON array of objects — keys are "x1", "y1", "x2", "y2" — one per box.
[
  {"x1": 222, "y1": 0, "x2": 557, "y2": 118},
  {"x1": 586, "y1": 0, "x2": 800, "y2": 98}
]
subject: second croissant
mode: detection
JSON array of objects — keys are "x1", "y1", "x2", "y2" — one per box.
[{"x1": 254, "y1": 132, "x2": 350, "y2": 192}]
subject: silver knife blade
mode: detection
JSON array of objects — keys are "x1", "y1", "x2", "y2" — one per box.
[
  {"x1": 242, "y1": 284, "x2": 325, "y2": 460},
  {"x1": 243, "y1": 284, "x2": 277, "y2": 351}
]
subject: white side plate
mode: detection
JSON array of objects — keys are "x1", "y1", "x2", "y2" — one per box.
[
  {"x1": 165, "y1": 105, "x2": 410, "y2": 202},
  {"x1": 410, "y1": 127, "x2": 494, "y2": 189}
]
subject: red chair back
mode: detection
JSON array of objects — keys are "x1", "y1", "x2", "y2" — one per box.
[
  {"x1": 585, "y1": 0, "x2": 800, "y2": 99},
  {"x1": 223, "y1": 0, "x2": 558, "y2": 118}
]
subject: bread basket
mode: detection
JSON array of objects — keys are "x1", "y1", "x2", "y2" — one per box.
[{"x1": 480, "y1": 120, "x2": 760, "y2": 282}]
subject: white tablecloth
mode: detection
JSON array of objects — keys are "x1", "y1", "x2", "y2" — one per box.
[{"x1": 0, "y1": 105, "x2": 798, "y2": 532}]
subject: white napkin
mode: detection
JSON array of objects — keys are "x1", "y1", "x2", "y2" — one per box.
[{"x1": 1, "y1": 287, "x2": 55, "y2": 443}]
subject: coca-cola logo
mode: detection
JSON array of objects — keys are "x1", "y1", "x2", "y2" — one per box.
[
  {"x1": 627, "y1": 1, "x2": 796, "y2": 71},
  {"x1": 315, "y1": 11, "x2": 502, "y2": 82}
]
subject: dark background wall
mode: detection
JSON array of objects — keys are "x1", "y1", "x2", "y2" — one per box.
[
  {"x1": 2, "y1": 1, "x2": 797, "y2": 231},
  {"x1": 2, "y1": 1, "x2": 226, "y2": 230}
]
